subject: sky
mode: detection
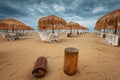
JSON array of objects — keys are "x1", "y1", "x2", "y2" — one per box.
[{"x1": 0, "y1": 0, "x2": 120, "y2": 32}]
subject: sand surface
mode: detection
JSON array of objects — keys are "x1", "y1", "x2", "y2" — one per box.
[{"x1": 0, "y1": 33, "x2": 120, "y2": 80}]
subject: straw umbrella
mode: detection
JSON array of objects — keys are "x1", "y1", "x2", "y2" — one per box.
[
  {"x1": 38, "y1": 15, "x2": 66, "y2": 33},
  {"x1": 0, "y1": 19, "x2": 21, "y2": 32},
  {"x1": 95, "y1": 16, "x2": 107, "y2": 32},
  {"x1": 80, "y1": 26, "x2": 86, "y2": 33},
  {"x1": 95, "y1": 8, "x2": 120, "y2": 34},
  {"x1": 76, "y1": 24, "x2": 82, "y2": 35},
  {"x1": 107, "y1": 9, "x2": 120, "y2": 34},
  {"x1": 67, "y1": 21, "x2": 80, "y2": 35},
  {"x1": 0, "y1": 18, "x2": 34, "y2": 33},
  {"x1": 0, "y1": 20, "x2": 5, "y2": 30}
]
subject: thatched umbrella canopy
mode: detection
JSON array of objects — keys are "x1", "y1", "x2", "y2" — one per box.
[
  {"x1": 94, "y1": 8, "x2": 120, "y2": 34},
  {"x1": 67, "y1": 21, "x2": 80, "y2": 34},
  {"x1": 0, "y1": 18, "x2": 34, "y2": 33},
  {"x1": 0, "y1": 20, "x2": 6, "y2": 30},
  {"x1": 80, "y1": 26, "x2": 87, "y2": 30},
  {"x1": 118, "y1": 21, "x2": 120, "y2": 30},
  {"x1": 80, "y1": 25, "x2": 89, "y2": 33},
  {"x1": 106, "y1": 9, "x2": 120, "y2": 34},
  {"x1": 54, "y1": 24, "x2": 64, "y2": 30},
  {"x1": 29, "y1": 26, "x2": 34, "y2": 30},
  {"x1": 94, "y1": 19, "x2": 99, "y2": 30},
  {"x1": 94, "y1": 15, "x2": 107, "y2": 32},
  {"x1": 38, "y1": 15, "x2": 66, "y2": 33}
]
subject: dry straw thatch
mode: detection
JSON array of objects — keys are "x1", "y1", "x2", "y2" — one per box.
[
  {"x1": 67, "y1": 21, "x2": 80, "y2": 34},
  {"x1": 94, "y1": 8, "x2": 120, "y2": 34},
  {"x1": 67, "y1": 21, "x2": 88, "y2": 33},
  {"x1": 0, "y1": 18, "x2": 34, "y2": 32},
  {"x1": 38, "y1": 15, "x2": 66, "y2": 33}
]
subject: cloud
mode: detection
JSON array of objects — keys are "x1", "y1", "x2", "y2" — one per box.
[
  {"x1": 69, "y1": 0, "x2": 81, "y2": 10},
  {"x1": 0, "y1": 0, "x2": 120, "y2": 32},
  {"x1": 64, "y1": 15, "x2": 83, "y2": 22},
  {"x1": 92, "y1": 6, "x2": 106, "y2": 14},
  {"x1": 74, "y1": 18, "x2": 98, "y2": 32},
  {"x1": 53, "y1": 4, "x2": 65, "y2": 12},
  {"x1": 0, "y1": 1, "x2": 29, "y2": 18},
  {"x1": 27, "y1": 3, "x2": 47, "y2": 15}
]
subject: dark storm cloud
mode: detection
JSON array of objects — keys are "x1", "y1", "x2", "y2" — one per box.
[
  {"x1": 0, "y1": 0, "x2": 120, "y2": 31},
  {"x1": 0, "y1": 4, "x2": 28, "y2": 18},
  {"x1": 63, "y1": 0, "x2": 120, "y2": 18},
  {"x1": 1, "y1": 0, "x2": 120, "y2": 18}
]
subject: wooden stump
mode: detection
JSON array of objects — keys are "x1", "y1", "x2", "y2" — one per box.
[
  {"x1": 32, "y1": 56, "x2": 47, "y2": 78},
  {"x1": 64, "y1": 47, "x2": 79, "y2": 75}
]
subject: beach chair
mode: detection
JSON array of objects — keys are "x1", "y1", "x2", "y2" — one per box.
[
  {"x1": 49, "y1": 33, "x2": 60, "y2": 42},
  {"x1": 4, "y1": 33, "x2": 24, "y2": 41},
  {"x1": 53, "y1": 33, "x2": 60, "y2": 41},
  {"x1": 106, "y1": 33, "x2": 119, "y2": 46},
  {"x1": 5, "y1": 34, "x2": 15, "y2": 41},
  {"x1": 15, "y1": 33, "x2": 24, "y2": 39},
  {"x1": 38, "y1": 32, "x2": 60, "y2": 43},
  {"x1": 0, "y1": 32, "x2": 5, "y2": 38},
  {"x1": 38, "y1": 32, "x2": 53, "y2": 43}
]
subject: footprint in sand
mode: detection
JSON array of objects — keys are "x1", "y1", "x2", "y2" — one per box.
[
  {"x1": 6, "y1": 62, "x2": 13, "y2": 65},
  {"x1": 81, "y1": 65, "x2": 98, "y2": 75},
  {"x1": 95, "y1": 48, "x2": 103, "y2": 51},
  {"x1": 5, "y1": 44, "x2": 12, "y2": 47},
  {"x1": 81, "y1": 65, "x2": 89, "y2": 70},
  {"x1": 117, "y1": 51, "x2": 120, "y2": 54},
  {"x1": 95, "y1": 47, "x2": 108, "y2": 52},
  {"x1": 0, "y1": 60, "x2": 9, "y2": 65},
  {"x1": 98, "y1": 59, "x2": 109, "y2": 63},
  {"x1": 46, "y1": 56, "x2": 50, "y2": 58},
  {"x1": 0, "y1": 68, "x2": 2, "y2": 71},
  {"x1": 9, "y1": 70, "x2": 17, "y2": 78},
  {"x1": 85, "y1": 71, "x2": 98, "y2": 74}
]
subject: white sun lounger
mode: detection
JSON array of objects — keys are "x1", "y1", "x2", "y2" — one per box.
[
  {"x1": 38, "y1": 32, "x2": 60, "y2": 43},
  {"x1": 38, "y1": 32, "x2": 52, "y2": 42},
  {"x1": 106, "y1": 33, "x2": 119, "y2": 46},
  {"x1": 1, "y1": 33, "x2": 24, "y2": 41}
]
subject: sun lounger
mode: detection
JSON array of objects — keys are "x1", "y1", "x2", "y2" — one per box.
[
  {"x1": 0, "y1": 32, "x2": 6, "y2": 38},
  {"x1": 106, "y1": 33, "x2": 119, "y2": 46},
  {"x1": 4, "y1": 33, "x2": 24, "y2": 41},
  {"x1": 5, "y1": 34, "x2": 16, "y2": 41},
  {"x1": 38, "y1": 32, "x2": 52, "y2": 42},
  {"x1": 38, "y1": 32, "x2": 60, "y2": 43},
  {"x1": 49, "y1": 33, "x2": 60, "y2": 42}
]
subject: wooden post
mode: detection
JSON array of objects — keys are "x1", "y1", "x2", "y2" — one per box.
[
  {"x1": 64, "y1": 47, "x2": 79, "y2": 75},
  {"x1": 70, "y1": 26, "x2": 72, "y2": 35},
  {"x1": 32, "y1": 56, "x2": 47, "y2": 78},
  {"x1": 77, "y1": 29, "x2": 79, "y2": 35}
]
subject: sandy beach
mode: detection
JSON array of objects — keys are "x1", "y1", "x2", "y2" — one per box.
[{"x1": 0, "y1": 33, "x2": 120, "y2": 80}]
